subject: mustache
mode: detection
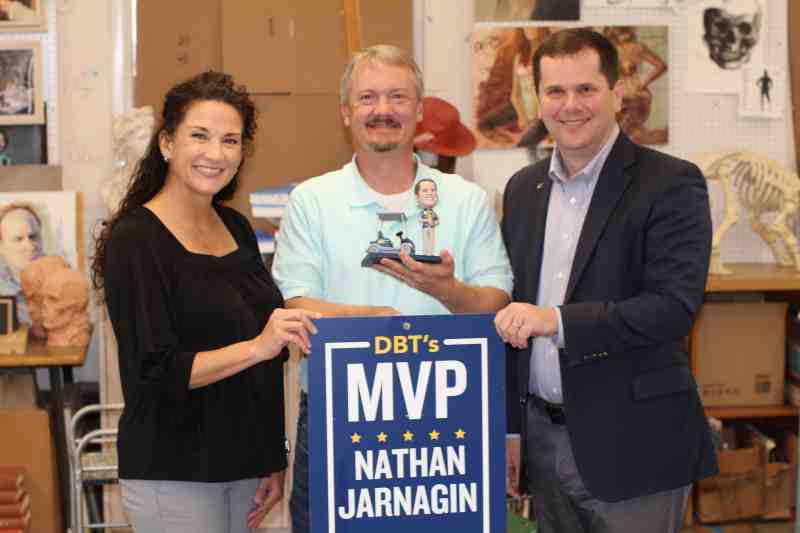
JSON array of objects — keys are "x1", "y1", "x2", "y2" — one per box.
[{"x1": 366, "y1": 115, "x2": 401, "y2": 128}]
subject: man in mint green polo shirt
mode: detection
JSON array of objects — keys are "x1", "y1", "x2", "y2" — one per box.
[{"x1": 271, "y1": 44, "x2": 512, "y2": 533}]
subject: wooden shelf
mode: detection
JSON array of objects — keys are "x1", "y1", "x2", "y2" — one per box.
[
  {"x1": 704, "y1": 404, "x2": 799, "y2": 419},
  {"x1": 706, "y1": 263, "x2": 800, "y2": 292},
  {"x1": 0, "y1": 332, "x2": 88, "y2": 368}
]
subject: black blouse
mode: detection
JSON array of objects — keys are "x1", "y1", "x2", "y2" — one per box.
[{"x1": 104, "y1": 205, "x2": 287, "y2": 482}]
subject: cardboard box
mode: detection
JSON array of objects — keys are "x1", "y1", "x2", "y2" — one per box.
[
  {"x1": 221, "y1": 0, "x2": 347, "y2": 95},
  {"x1": 226, "y1": 94, "x2": 352, "y2": 229},
  {"x1": 691, "y1": 302, "x2": 787, "y2": 406},
  {"x1": 0, "y1": 409, "x2": 62, "y2": 533},
  {"x1": 359, "y1": 0, "x2": 413, "y2": 53},
  {"x1": 135, "y1": 0, "x2": 222, "y2": 112},
  {"x1": 763, "y1": 431, "x2": 797, "y2": 518},
  {"x1": 696, "y1": 426, "x2": 765, "y2": 523}
]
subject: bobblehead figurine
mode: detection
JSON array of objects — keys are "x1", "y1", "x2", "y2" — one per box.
[
  {"x1": 361, "y1": 209, "x2": 442, "y2": 267},
  {"x1": 415, "y1": 179, "x2": 439, "y2": 255}
]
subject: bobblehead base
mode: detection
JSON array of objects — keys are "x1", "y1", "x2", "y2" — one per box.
[{"x1": 361, "y1": 251, "x2": 442, "y2": 267}]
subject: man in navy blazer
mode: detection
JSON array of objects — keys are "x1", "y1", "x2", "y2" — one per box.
[{"x1": 495, "y1": 29, "x2": 718, "y2": 533}]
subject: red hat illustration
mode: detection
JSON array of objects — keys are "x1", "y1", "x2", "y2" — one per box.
[{"x1": 414, "y1": 97, "x2": 477, "y2": 157}]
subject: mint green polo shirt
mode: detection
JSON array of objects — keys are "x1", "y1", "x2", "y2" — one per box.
[{"x1": 272, "y1": 155, "x2": 513, "y2": 391}]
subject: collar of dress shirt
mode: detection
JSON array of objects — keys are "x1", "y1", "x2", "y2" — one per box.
[{"x1": 548, "y1": 124, "x2": 621, "y2": 188}]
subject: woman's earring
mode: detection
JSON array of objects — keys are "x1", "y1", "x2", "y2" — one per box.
[{"x1": 163, "y1": 155, "x2": 169, "y2": 163}]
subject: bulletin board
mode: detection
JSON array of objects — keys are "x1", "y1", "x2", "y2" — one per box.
[{"x1": 419, "y1": 0, "x2": 793, "y2": 266}]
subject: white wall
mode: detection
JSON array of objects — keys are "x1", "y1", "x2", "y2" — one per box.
[{"x1": 416, "y1": 0, "x2": 795, "y2": 266}]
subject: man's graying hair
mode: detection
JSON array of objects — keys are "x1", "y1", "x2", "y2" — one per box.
[{"x1": 340, "y1": 45, "x2": 424, "y2": 106}]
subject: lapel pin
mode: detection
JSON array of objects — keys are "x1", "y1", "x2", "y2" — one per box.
[{"x1": 536, "y1": 182, "x2": 544, "y2": 190}]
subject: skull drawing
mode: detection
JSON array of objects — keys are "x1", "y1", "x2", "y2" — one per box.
[{"x1": 703, "y1": 0, "x2": 762, "y2": 69}]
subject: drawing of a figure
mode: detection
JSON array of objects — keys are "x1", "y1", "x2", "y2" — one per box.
[{"x1": 756, "y1": 69, "x2": 772, "y2": 111}]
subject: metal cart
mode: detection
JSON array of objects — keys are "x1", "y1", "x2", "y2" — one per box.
[{"x1": 67, "y1": 403, "x2": 130, "y2": 532}]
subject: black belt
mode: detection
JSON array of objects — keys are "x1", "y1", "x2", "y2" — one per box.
[{"x1": 526, "y1": 394, "x2": 566, "y2": 425}]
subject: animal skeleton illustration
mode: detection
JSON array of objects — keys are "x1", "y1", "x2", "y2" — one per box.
[{"x1": 694, "y1": 150, "x2": 800, "y2": 275}]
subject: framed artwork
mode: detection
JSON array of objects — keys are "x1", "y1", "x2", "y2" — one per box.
[
  {"x1": 474, "y1": 0, "x2": 579, "y2": 21},
  {"x1": 0, "y1": 0, "x2": 46, "y2": 32},
  {"x1": 0, "y1": 40, "x2": 44, "y2": 125},
  {"x1": 739, "y1": 64, "x2": 784, "y2": 119},
  {"x1": 0, "y1": 123, "x2": 45, "y2": 164},
  {"x1": 687, "y1": 0, "x2": 765, "y2": 93},
  {"x1": 472, "y1": 25, "x2": 669, "y2": 149},
  {"x1": 0, "y1": 191, "x2": 79, "y2": 269},
  {"x1": 0, "y1": 191, "x2": 79, "y2": 324}
]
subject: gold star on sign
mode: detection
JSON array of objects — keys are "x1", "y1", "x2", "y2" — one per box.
[
  {"x1": 455, "y1": 429, "x2": 465, "y2": 439},
  {"x1": 377, "y1": 432, "x2": 388, "y2": 443},
  {"x1": 403, "y1": 431, "x2": 414, "y2": 441},
  {"x1": 429, "y1": 429, "x2": 440, "y2": 441},
  {"x1": 351, "y1": 433, "x2": 362, "y2": 444}
]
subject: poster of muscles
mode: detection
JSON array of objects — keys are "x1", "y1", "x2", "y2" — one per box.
[
  {"x1": 687, "y1": 0, "x2": 765, "y2": 93},
  {"x1": 471, "y1": 26, "x2": 669, "y2": 149}
]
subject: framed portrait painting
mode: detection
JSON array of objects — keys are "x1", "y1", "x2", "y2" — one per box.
[
  {"x1": 0, "y1": 191, "x2": 79, "y2": 328},
  {"x1": 0, "y1": 40, "x2": 44, "y2": 125},
  {"x1": 0, "y1": 123, "x2": 45, "y2": 164},
  {"x1": 0, "y1": 0, "x2": 46, "y2": 32}
]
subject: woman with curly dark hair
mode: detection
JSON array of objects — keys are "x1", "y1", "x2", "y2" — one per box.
[{"x1": 91, "y1": 71, "x2": 319, "y2": 533}]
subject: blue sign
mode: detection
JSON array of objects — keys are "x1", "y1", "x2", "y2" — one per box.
[{"x1": 308, "y1": 314, "x2": 506, "y2": 533}]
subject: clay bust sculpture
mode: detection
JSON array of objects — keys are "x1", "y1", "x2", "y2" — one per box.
[
  {"x1": 41, "y1": 266, "x2": 90, "y2": 347},
  {"x1": 102, "y1": 106, "x2": 156, "y2": 214},
  {"x1": 20, "y1": 255, "x2": 70, "y2": 337}
]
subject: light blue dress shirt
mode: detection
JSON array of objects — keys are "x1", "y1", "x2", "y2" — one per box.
[
  {"x1": 530, "y1": 125, "x2": 620, "y2": 404},
  {"x1": 273, "y1": 155, "x2": 513, "y2": 392}
]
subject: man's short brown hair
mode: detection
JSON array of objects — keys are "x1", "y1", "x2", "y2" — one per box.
[{"x1": 532, "y1": 28, "x2": 620, "y2": 93}]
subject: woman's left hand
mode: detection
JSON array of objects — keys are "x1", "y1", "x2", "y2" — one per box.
[{"x1": 246, "y1": 470, "x2": 286, "y2": 529}]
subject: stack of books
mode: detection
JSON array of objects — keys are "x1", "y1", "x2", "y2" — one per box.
[
  {"x1": 254, "y1": 230, "x2": 276, "y2": 255},
  {"x1": 249, "y1": 184, "x2": 295, "y2": 220},
  {"x1": 0, "y1": 467, "x2": 30, "y2": 533}
]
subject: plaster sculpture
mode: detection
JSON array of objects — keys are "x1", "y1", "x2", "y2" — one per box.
[
  {"x1": 694, "y1": 150, "x2": 800, "y2": 275},
  {"x1": 101, "y1": 106, "x2": 156, "y2": 214}
]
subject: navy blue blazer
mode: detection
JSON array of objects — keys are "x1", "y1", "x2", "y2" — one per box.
[{"x1": 502, "y1": 132, "x2": 718, "y2": 502}]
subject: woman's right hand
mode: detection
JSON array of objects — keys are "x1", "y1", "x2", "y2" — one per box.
[{"x1": 253, "y1": 308, "x2": 322, "y2": 359}]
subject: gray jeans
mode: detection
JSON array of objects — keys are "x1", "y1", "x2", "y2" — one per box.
[
  {"x1": 120, "y1": 477, "x2": 260, "y2": 533},
  {"x1": 525, "y1": 402, "x2": 690, "y2": 533}
]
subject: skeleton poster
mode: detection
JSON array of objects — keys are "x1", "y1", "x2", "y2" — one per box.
[
  {"x1": 472, "y1": 26, "x2": 669, "y2": 149},
  {"x1": 687, "y1": 0, "x2": 765, "y2": 93},
  {"x1": 739, "y1": 64, "x2": 784, "y2": 119}
]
